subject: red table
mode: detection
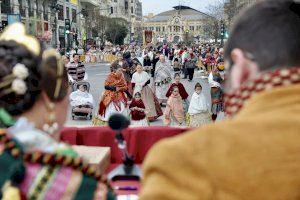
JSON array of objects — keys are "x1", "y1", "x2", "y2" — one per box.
[{"x1": 61, "y1": 126, "x2": 188, "y2": 164}]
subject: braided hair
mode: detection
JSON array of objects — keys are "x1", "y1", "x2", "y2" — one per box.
[
  {"x1": 0, "y1": 41, "x2": 69, "y2": 117},
  {"x1": 0, "y1": 41, "x2": 42, "y2": 116}
]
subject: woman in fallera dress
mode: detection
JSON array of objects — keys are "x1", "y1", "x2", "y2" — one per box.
[
  {"x1": 0, "y1": 23, "x2": 115, "y2": 199},
  {"x1": 131, "y1": 64, "x2": 163, "y2": 121},
  {"x1": 154, "y1": 54, "x2": 173, "y2": 105},
  {"x1": 93, "y1": 64, "x2": 129, "y2": 126}
]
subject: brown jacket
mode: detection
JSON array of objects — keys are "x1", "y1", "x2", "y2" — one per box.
[{"x1": 140, "y1": 83, "x2": 300, "y2": 200}]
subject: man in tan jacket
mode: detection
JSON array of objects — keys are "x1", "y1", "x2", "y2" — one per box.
[{"x1": 140, "y1": 0, "x2": 300, "y2": 199}]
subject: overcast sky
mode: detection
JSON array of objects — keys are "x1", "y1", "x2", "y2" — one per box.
[{"x1": 140, "y1": 0, "x2": 220, "y2": 15}]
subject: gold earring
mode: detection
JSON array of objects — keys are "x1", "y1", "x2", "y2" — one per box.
[{"x1": 42, "y1": 102, "x2": 58, "y2": 135}]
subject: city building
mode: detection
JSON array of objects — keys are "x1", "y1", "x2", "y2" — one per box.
[
  {"x1": 0, "y1": 0, "x2": 81, "y2": 48},
  {"x1": 143, "y1": 5, "x2": 213, "y2": 43},
  {"x1": 99, "y1": 0, "x2": 142, "y2": 43}
]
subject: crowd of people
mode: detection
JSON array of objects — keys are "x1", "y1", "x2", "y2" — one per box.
[
  {"x1": 85, "y1": 41, "x2": 227, "y2": 127},
  {"x1": 1, "y1": 0, "x2": 300, "y2": 199}
]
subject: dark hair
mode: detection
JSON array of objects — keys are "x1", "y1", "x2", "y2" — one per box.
[
  {"x1": 73, "y1": 53, "x2": 79, "y2": 58},
  {"x1": 134, "y1": 92, "x2": 141, "y2": 97},
  {"x1": 40, "y1": 54, "x2": 69, "y2": 102},
  {"x1": 0, "y1": 41, "x2": 42, "y2": 116},
  {"x1": 225, "y1": 0, "x2": 300, "y2": 71},
  {"x1": 195, "y1": 82, "x2": 202, "y2": 90},
  {"x1": 110, "y1": 63, "x2": 122, "y2": 72},
  {"x1": 0, "y1": 41, "x2": 69, "y2": 116},
  {"x1": 174, "y1": 73, "x2": 180, "y2": 79}
]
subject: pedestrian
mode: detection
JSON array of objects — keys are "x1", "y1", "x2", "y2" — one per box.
[
  {"x1": 131, "y1": 64, "x2": 163, "y2": 121},
  {"x1": 208, "y1": 61, "x2": 225, "y2": 121},
  {"x1": 166, "y1": 73, "x2": 189, "y2": 112},
  {"x1": 185, "y1": 48, "x2": 198, "y2": 81},
  {"x1": 66, "y1": 53, "x2": 86, "y2": 84},
  {"x1": 172, "y1": 58, "x2": 181, "y2": 72},
  {"x1": 93, "y1": 64, "x2": 129, "y2": 126},
  {"x1": 164, "y1": 86, "x2": 185, "y2": 126},
  {"x1": 154, "y1": 54, "x2": 173, "y2": 105},
  {"x1": 112, "y1": 52, "x2": 132, "y2": 94},
  {"x1": 151, "y1": 51, "x2": 160, "y2": 78},
  {"x1": 181, "y1": 47, "x2": 188, "y2": 78},
  {"x1": 188, "y1": 83, "x2": 212, "y2": 127},
  {"x1": 129, "y1": 92, "x2": 149, "y2": 126},
  {"x1": 143, "y1": 54, "x2": 152, "y2": 73}
]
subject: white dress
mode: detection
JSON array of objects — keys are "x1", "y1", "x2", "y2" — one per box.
[
  {"x1": 131, "y1": 118, "x2": 149, "y2": 127},
  {"x1": 188, "y1": 92, "x2": 212, "y2": 127},
  {"x1": 100, "y1": 101, "x2": 128, "y2": 122}
]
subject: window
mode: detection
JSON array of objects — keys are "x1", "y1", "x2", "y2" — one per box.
[
  {"x1": 110, "y1": 7, "x2": 113, "y2": 14},
  {"x1": 57, "y1": 4, "x2": 64, "y2": 20},
  {"x1": 72, "y1": 9, "x2": 77, "y2": 23},
  {"x1": 66, "y1": 7, "x2": 70, "y2": 19},
  {"x1": 125, "y1": 1, "x2": 128, "y2": 10},
  {"x1": 1, "y1": 0, "x2": 11, "y2": 14},
  {"x1": 162, "y1": 27, "x2": 165, "y2": 32},
  {"x1": 131, "y1": 6, "x2": 133, "y2": 14}
]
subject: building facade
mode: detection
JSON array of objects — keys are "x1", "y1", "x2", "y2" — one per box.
[
  {"x1": 99, "y1": 0, "x2": 142, "y2": 43},
  {"x1": 143, "y1": 6, "x2": 212, "y2": 43},
  {"x1": 0, "y1": 0, "x2": 80, "y2": 48}
]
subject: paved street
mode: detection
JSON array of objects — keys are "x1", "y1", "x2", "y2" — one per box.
[{"x1": 65, "y1": 62, "x2": 213, "y2": 127}]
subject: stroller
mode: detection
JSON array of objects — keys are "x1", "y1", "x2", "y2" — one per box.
[{"x1": 70, "y1": 81, "x2": 93, "y2": 120}]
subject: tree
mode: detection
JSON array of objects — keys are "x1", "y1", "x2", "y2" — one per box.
[
  {"x1": 105, "y1": 18, "x2": 129, "y2": 45},
  {"x1": 205, "y1": 0, "x2": 225, "y2": 42}
]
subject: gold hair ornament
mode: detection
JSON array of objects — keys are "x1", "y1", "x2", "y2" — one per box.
[
  {"x1": 42, "y1": 49, "x2": 64, "y2": 99},
  {"x1": 0, "y1": 63, "x2": 29, "y2": 97},
  {"x1": 0, "y1": 23, "x2": 41, "y2": 56}
]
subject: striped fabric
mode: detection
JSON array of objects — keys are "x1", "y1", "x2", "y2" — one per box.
[{"x1": 67, "y1": 62, "x2": 86, "y2": 82}]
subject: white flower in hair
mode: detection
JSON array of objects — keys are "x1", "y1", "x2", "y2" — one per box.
[
  {"x1": 12, "y1": 63, "x2": 29, "y2": 79},
  {"x1": 11, "y1": 79, "x2": 27, "y2": 95}
]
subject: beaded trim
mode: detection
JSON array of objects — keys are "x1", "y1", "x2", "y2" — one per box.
[
  {"x1": 0, "y1": 131, "x2": 107, "y2": 183},
  {"x1": 224, "y1": 67, "x2": 300, "y2": 117}
]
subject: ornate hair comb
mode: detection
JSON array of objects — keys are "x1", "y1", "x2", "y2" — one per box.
[{"x1": 0, "y1": 23, "x2": 41, "y2": 56}]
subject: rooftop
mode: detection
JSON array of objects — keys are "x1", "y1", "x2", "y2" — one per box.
[{"x1": 146, "y1": 6, "x2": 212, "y2": 22}]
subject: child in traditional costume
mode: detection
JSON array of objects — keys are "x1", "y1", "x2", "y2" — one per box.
[
  {"x1": 208, "y1": 60, "x2": 225, "y2": 121},
  {"x1": 166, "y1": 73, "x2": 189, "y2": 113},
  {"x1": 188, "y1": 83, "x2": 212, "y2": 127},
  {"x1": 129, "y1": 92, "x2": 149, "y2": 126},
  {"x1": 164, "y1": 87, "x2": 185, "y2": 126}
]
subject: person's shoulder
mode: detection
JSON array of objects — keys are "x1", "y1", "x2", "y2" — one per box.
[{"x1": 144, "y1": 120, "x2": 243, "y2": 167}]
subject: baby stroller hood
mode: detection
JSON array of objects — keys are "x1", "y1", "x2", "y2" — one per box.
[{"x1": 73, "y1": 81, "x2": 91, "y2": 92}]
